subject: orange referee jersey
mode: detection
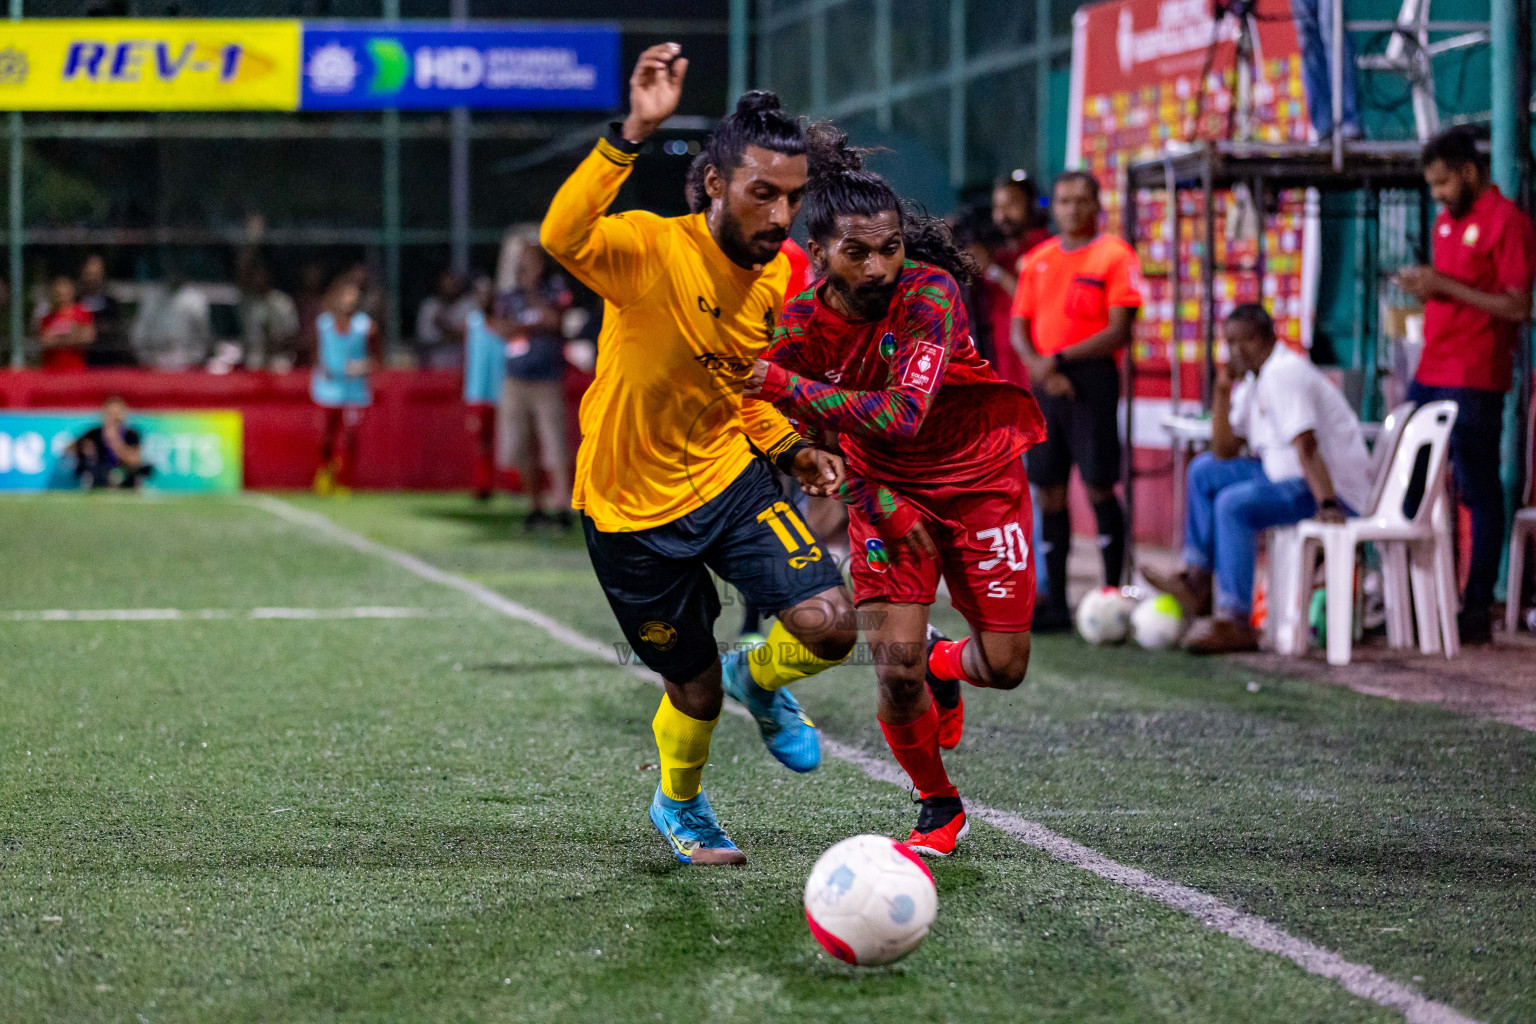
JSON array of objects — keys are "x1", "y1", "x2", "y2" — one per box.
[{"x1": 1011, "y1": 234, "x2": 1144, "y2": 356}]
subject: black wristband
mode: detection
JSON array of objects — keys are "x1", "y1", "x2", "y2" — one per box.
[
  {"x1": 1320, "y1": 497, "x2": 1340, "y2": 511},
  {"x1": 774, "y1": 440, "x2": 810, "y2": 475},
  {"x1": 1052, "y1": 351, "x2": 1068, "y2": 372},
  {"x1": 604, "y1": 122, "x2": 645, "y2": 154}
]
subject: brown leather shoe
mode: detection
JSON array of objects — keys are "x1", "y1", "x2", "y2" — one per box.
[
  {"x1": 1141, "y1": 565, "x2": 1213, "y2": 617},
  {"x1": 1182, "y1": 616, "x2": 1260, "y2": 654}
]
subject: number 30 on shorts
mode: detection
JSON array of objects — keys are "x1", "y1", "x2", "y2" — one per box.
[
  {"x1": 977, "y1": 522, "x2": 1029, "y2": 571},
  {"x1": 757, "y1": 500, "x2": 824, "y2": 568}
]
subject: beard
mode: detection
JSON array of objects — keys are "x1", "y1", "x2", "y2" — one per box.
[
  {"x1": 828, "y1": 272, "x2": 899, "y2": 321},
  {"x1": 716, "y1": 207, "x2": 788, "y2": 268},
  {"x1": 1444, "y1": 186, "x2": 1474, "y2": 219}
]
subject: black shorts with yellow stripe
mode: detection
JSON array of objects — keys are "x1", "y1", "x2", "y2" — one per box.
[{"x1": 582, "y1": 458, "x2": 844, "y2": 682}]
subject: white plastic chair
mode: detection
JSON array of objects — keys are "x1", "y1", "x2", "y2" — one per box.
[
  {"x1": 1265, "y1": 401, "x2": 1417, "y2": 655},
  {"x1": 1504, "y1": 507, "x2": 1536, "y2": 635},
  {"x1": 1366, "y1": 401, "x2": 1421, "y2": 651},
  {"x1": 1365, "y1": 402, "x2": 1421, "y2": 510},
  {"x1": 1265, "y1": 527, "x2": 1307, "y2": 654},
  {"x1": 1284, "y1": 401, "x2": 1460, "y2": 665},
  {"x1": 1503, "y1": 394, "x2": 1536, "y2": 635}
]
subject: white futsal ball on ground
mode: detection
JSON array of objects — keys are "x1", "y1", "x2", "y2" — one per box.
[
  {"x1": 804, "y1": 834, "x2": 937, "y2": 966},
  {"x1": 1132, "y1": 593, "x2": 1188, "y2": 650},
  {"x1": 1076, "y1": 586, "x2": 1137, "y2": 645}
]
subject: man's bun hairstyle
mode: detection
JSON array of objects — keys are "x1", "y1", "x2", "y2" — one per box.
[
  {"x1": 697, "y1": 89, "x2": 806, "y2": 192},
  {"x1": 734, "y1": 89, "x2": 783, "y2": 117},
  {"x1": 803, "y1": 121, "x2": 978, "y2": 287}
]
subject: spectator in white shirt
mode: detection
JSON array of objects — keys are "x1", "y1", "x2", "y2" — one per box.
[
  {"x1": 130, "y1": 275, "x2": 212, "y2": 371},
  {"x1": 1144, "y1": 303, "x2": 1371, "y2": 653}
]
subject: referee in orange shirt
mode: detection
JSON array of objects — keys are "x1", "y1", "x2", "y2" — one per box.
[{"x1": 1010, "y1": 171, "x2": 1143, "y2": 630}]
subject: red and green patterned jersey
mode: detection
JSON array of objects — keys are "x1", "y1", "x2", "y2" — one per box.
[{"x1": 757, "y1": 259, "x2": 1045, "y2": 539}]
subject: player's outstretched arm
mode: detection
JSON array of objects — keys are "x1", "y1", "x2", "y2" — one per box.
[
  {"x1": 746, "y1": 269, "x2": 959, "y2": 440},
  {"x1": 746, "y1": 326, "x2": 947, "y2": 441},
  {"x1": 839, "y1": 466, "x2": 924, "y2": 553},
  {"x1": 538, "y1": 44, "x2": 689, "y2": 308},
  {"x1": 739, "y1": 396, "x2": 809, "y2": 466},
  {"x1": 748, "y1": 359, "x2": 935, "y2": 441}
]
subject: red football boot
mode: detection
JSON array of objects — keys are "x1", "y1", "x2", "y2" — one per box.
[{"x1": 904, "y1": 795, "x2": 968, "y2": 857}]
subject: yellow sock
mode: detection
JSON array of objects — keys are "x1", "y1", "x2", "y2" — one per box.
[
  {"x1": 747, "y1": 619, "x2": 850, "y2": 692},
  {"x1": 652, "y1": 695, "x2": 717, "y2": 801}
]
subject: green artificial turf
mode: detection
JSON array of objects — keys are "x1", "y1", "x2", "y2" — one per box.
[{"x1": 1, "y1": 491, "x2": 1530, "y2": 1023}]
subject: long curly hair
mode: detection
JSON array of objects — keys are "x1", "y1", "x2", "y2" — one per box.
[{"x1": 802, "y1": 122, "x2": 977, "y2": 287}]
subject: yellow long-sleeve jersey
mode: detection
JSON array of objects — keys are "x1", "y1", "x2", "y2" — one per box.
[{"x1": 540, "y1": 133, "x2": 804, "y2": 532}]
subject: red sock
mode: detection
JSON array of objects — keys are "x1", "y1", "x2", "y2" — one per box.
[
  {"x1": 471, "y1": 408, "x2": 496, "y2": 494},
  {"x1": 879, "y1": 702, "x2": 957, "y2": 799},
  {"x1": 472, "y1": 449, "x2": 494, "y2": 494},
  {"x1": 336, "y1": 427, "x2": 357, "y2": 486},
  {"x1": 927, "y1": 638, "x2": 977, "y2": 685}
]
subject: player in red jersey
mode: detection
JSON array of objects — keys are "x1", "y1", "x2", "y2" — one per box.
[{"x1": 746, "y1": 128, "x2": 1046, "y2": 856}]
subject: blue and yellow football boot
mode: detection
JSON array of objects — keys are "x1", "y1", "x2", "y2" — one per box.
[
  {"x1": 720, "y1": 648, "x2": 822, "y2": 773},
  {"x1": 648, "y1": 785, "x2": 747, "y2": 866}
]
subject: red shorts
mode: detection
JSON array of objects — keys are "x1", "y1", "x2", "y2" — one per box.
[{"x1": 847, "y1": 457, "x2": 1036, "y2": 632}]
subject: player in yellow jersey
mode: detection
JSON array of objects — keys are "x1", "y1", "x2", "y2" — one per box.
[{"x1": 540, "y1": 44, "x2": 858, "y2": 866}]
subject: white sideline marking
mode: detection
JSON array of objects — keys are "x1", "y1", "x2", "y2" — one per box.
[
  {"x1": 251, "y1": 495, "x2": 1480, "y2": 1024},
  {"x1": 821, "y1": 741, "x2": 1476, "y2": 1024},
  {"x1": 2, "y1": 607, "x2": 437, "y2": 622}
]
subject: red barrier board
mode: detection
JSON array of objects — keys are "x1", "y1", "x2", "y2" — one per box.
[{"x1": 0, "y1": 369, "x2": 590, "y2": 491}]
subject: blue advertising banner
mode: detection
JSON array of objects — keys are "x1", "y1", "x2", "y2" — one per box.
[
  {"x1": 0, "y1": 411, "x2": 243, "y2": 493},
  {"x1": 299, "y1": 23, "x2": 619, "y2": 111}
]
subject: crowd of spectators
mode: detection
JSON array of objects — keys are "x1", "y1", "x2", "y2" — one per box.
[
  {"x1": 5, "y1": 223, "x2": 590, "y2": 523},
  {"x1": 6, "y1": 230, "x2": 594, "y2": 381},
  {"x1": 13, "y1": 124, "x2": 1536, "y2": 646}
]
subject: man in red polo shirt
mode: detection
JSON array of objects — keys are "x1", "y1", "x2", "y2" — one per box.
[{"x1": 1396, "y1": 126, "x2": 1536, "y2": 643}]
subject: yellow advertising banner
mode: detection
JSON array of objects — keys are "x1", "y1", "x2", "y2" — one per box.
[{"x1": 0, "y1": 19, "x2": 301, "y2": 110}]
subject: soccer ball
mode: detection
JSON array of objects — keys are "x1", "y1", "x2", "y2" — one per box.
[
  {"x1": 804, "y1": 834, "x2": 937, "y2": 966},
  {"x1": 1075, "y1": 586, "x2": 1136, "y2": 645},
  {"x1": 1131, "y1": 593, "x2": 1187, "y2": 650}
]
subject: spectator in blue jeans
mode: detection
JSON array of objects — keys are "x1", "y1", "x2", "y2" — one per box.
[
  {"x1": 1395, "y1": 127, "x2": 1536, "y2": 642},
  {"x1": 1144, "y1": 305, "x2": 1372, "y2": 653},
  {"x1": 1290, "y1": 0, "x2": 1361, "y2": 140}
]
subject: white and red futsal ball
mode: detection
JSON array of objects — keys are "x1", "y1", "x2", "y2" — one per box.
[
  {"x1": 804, "y1": 834, "x2": 937, "y2": 966},
  {"x1": 1075, "y1": 585, "x2": 1138, "y2": 645}
]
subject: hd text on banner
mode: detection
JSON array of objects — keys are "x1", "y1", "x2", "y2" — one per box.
[
  {"x1": 299, "y1": 23, "x2": 620, "y2": 110},
  {"x1": 0, "y1": 19, "x2": 301, "y2": 110},
  {"x1": 0, "y1": 411, "x2": 243, "y2": 494}
]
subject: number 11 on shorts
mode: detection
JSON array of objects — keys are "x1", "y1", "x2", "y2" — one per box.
[{"x1": 758, "y1": 501, "x2": 823, "y2": 568}]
